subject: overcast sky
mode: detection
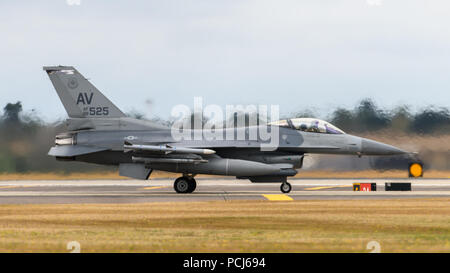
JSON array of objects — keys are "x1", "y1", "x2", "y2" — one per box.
[{"x1": 1, "y1": 0, "x2": 449, "y2": 121}]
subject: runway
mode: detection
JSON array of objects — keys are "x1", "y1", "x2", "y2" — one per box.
[{"x1": 0, "y1": 178, "x2": 449, "y2": 204}]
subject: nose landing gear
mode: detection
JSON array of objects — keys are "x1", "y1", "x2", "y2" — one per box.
[
  {"x1": 280, "y1": 182, "x2": 292, "y2": 193},
  {"x1": 174, "y1": 176, "x2": 197, "y2": 193}
]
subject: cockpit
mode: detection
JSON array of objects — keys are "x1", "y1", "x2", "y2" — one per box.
[{"x1": 269, "y1": 118, "x2": 345, "y2": 134}]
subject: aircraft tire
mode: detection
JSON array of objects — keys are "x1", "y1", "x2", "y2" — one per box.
[
  {"x1": 280, "y1": 182, "x2": 292, "y2": 193},
  {"x1": 174, "y1": 177, "x2": 190, "y2": 193},
  {"x1": 187, "y1": 177, "x2": 197, "y2": 193}
]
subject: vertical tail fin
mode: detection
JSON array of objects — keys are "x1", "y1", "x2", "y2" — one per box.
[{"x1": 43, "y1": 66, "x2": 125, "y2": 118}]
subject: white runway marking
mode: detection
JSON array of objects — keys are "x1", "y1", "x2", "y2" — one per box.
[{"x1": 0, "y1": 191, "x2": 448, "y2": 197}]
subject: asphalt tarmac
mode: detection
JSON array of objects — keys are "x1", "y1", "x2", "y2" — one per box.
[{"x1": 0, "y1": 178, "x2": 448, "y2": 204}]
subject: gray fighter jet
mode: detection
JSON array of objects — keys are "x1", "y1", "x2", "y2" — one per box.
[{"x1": 44, "y1": 66, "x2": 407, "y2": 193}]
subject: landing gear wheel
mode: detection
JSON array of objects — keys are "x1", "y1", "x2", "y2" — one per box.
[
  {"x1": 174, "y1": 177, "x2": 190, "y2": 193},
  {"x1": 280, "y1": 182, "x2": 292, "y2": 193},
  {"x1": 174, "y1": 177, "x2": 197, "y2": 193},
  {"x1": 186, "y1": 177, "x2": 197, "y2": 193}
]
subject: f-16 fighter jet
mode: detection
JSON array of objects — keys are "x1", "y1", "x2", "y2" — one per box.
[{"x1": 44, "y1": 66, "x2": 406, "y2": 193}]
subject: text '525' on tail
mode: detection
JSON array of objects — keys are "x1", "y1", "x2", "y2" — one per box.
[{"x1": 43, "y1": 66, "x2": 125, "y2": 118}]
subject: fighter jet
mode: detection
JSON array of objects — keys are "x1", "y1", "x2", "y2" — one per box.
[{"x1": 44, "y1": 66, "x2": 407, "y2": 193}]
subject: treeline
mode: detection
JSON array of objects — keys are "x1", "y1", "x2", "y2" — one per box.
[
  {"x1": 0, "y1": 102, "x2": 115, "y2": 173},
  {"x1": 325, "y1": 99, "x2": 450, "y2": 134},
  {"x1": 0, "y1": 99, "x2": 449, "y2": 173},
  {"x1": 148, "y1": 99, "x2": 450, "y2": 134}
]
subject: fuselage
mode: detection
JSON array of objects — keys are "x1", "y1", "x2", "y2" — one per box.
[{"x1": 52, "y1": 124, "x2": 406, "y2": 174}]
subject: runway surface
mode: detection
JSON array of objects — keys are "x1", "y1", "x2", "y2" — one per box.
[{"x1": 0, "y1": 178, "x2": 449, "y2": 204}]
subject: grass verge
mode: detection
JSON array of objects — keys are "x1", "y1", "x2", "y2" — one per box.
[{"x1": 0, "y1": 199, "x2": 448, "y2": 252}]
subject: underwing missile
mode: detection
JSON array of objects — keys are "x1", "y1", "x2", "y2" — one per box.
[
  {"x1": 124, "y1": 141, "x2": 216, "y2": 155},
  {"x1": 132, "y1": 156, "x2": 208, "y2": 164}
]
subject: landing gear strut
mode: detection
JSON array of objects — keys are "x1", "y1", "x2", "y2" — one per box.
[
  {"x1": 174, "y1": 176, "x2": 197, "y2": 193},
  {"x1": 280, "y1": 182, "x2": 292, "y2": 193}
]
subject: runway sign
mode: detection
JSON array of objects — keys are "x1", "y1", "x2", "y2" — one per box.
[
  {"x1": 385, "y1": 183, "x2": 412, "y2": 191},
  {"x1": 353, "y1": 183, "x2": 376, "y2": 191}
]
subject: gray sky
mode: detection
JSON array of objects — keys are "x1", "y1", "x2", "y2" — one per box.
[{"x1": 1, "y1": 0, "x2": 449, "y2": 121}]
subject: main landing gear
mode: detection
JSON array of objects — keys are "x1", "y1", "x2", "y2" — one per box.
[
  {"x1": 280, "y1": 182, "x2": 292, "y2": 193},
  {"x1": 173, "y1": 176, "x2": 291, "y2": 194},
  {"x1": 174, "y1": 176, "x2": 197, "y2": 193}
]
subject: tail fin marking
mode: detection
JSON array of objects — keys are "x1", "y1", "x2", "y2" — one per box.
[{"x1": 43, "y1": 66, "x2": 125, "y2": 118}]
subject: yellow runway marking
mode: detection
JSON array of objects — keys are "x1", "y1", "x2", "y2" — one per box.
[
  {"x1": 141, "y1": 186, "x2": 168, "y2": 190},
  {"x1": 262, "y1": 194, "x2": 293, "y2": 201},
  {"x1": 304, "y1": 185, "x2": 351, "y2": 191}
]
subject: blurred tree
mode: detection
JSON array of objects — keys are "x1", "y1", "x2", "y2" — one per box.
[
  {"x1": 0, "y1": 152, "x2": 15, "y2": 172},
  {"x1": 149, "y1": 116, "x2": 172, "y2": 127},
  {"x1": 226, "y1": 111, "x2": 265, "y2": 128},
  {"x1": 13, "y1": 156, "x2": 28, "y2": 173},
  {"x1": 354, "y1": 99, "x2": 390, "y2": 132},
  {"x1": 292, "y1": 109, "x2": 316, "y2": 118},
  {"x1": 126, "y1": 110, "x2": 145, "y2": 120},
  {"x1": 411, "y1": 108, "x2": 450, "y2": 134},
  {"x1": 330, "y1": 108, "x2": 355, "y2": 132},
  {"x1": 390, "y1": 106, "x2": 412, "y2": 132},
  {"x1": 3, "y1": 101, "x2": 22, "y2": 123}
]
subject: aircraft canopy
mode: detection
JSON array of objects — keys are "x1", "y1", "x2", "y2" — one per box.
[{"x1": 269, "y1": 118, "x2": 345, "y2": 134}]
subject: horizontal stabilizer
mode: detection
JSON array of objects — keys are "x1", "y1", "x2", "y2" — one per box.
[{"x1": 48, "y1": 145, "x2": 109, "y2": 157}]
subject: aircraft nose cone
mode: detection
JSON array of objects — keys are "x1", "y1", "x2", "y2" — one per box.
[{"x1": 361, "y1": 138, "x2": 406, "y2": 155}]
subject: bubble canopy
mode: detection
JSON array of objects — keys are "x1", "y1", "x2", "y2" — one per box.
[{"x1": 269, "y1": 118, "x2": 346, "y2": 134}]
